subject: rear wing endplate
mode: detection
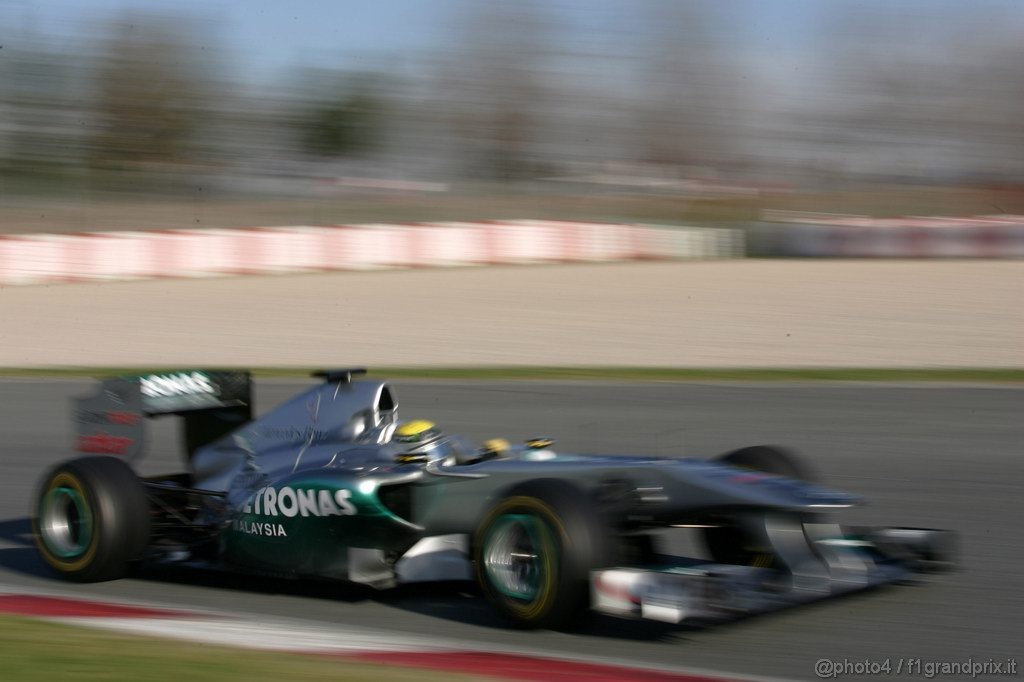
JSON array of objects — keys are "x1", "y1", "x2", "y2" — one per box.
[{"x1": 73, "y1": 370, "x2": 252, "y2": 462}]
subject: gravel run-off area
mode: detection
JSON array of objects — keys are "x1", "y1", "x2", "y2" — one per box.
[{"x1": 1, "y1": 260, "x2": 1020, "y2": 368}]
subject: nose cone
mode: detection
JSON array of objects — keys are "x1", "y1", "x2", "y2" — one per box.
[{"x1": 680, "y1": 459, "x2": 862, "y2": 511}]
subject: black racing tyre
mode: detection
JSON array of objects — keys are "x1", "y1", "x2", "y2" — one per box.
[
  {"x1": 473, "y1": 479, "x2": 611, "y2": 630},
  {"x1": 717, "y1": 445, "x2": 817, "y2": 482},
  {"x1": 703, "y1": 446, "x2": 816, "y2": 566},
  {"x1": 32, "y1": 456, "x2": 150, "y2": 582}
]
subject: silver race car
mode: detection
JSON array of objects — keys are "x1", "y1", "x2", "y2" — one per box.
[{"x1": 34, "y1": 369, "x2": 954, "y2": 629}]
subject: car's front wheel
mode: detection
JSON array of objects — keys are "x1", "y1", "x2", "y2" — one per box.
[{"x1": 473, "y1": 479, "x2": 610, "y2": 630}]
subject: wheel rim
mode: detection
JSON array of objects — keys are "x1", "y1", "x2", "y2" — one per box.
[
  {"x1": 40, "y1": 486, "x2": 93, "y2": 559},
  {"x1": 484, "y1": 514, "x2": 550, "y2": 602}
]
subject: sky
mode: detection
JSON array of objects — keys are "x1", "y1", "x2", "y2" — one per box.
[{"x1": 3, "y1": 0, "x2": 1022, "y2": 83}]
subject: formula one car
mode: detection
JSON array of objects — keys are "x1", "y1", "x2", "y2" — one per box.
[{"x1": 33, "y1": 369, "x2": 954, "y2": 629}]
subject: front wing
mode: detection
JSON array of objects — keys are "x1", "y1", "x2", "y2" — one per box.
[{"x1": 591, "y1": 524, "x2": 955, "y2": 624}]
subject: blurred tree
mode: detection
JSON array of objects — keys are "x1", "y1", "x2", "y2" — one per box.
[
  {"x1": 297, "y1": 78, "x2": 385, "y2": 158},
  {"x1": 801, "y1": 7, "x2": 1024, "y2": 182},
  {"x1": 88, "y1": 15, "x2": 212, "y2": 169},
  {"x1": 439, "y1": 0, "x2": 553, "y2": 181},
  {"x1": 633, "y1": 0, "x2": 745, "y2": 171},
  {"x1": 0, "y1": 42, "x2": 83, "y2": 180}
]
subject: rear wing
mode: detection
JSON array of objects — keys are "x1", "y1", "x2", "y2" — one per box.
[{"x1": 73, "y1": 370, "x2": 253, "y2": 463}]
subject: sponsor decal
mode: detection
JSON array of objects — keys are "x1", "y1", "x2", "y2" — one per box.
[
  {"x1": 106, "y1": 409, "x2": 139, "y2": 425},
  {"x1": 77, "y1": 433, "x2": 134, "y2": 455},
  {"x1": 232, "y1": 520, "x2": 287, "y2": 537},
  {"x1": 251, "y1": 426, "x2": 328, "y2": 444},
  {"x1": 140, "y1": 372, "x2": 215, "y2": 398},
  {"x1": 728, "y1": 472, "x2": 771, "y2": 485},
  {"x1": 75, "y1": 410, "x2": 140, "y2": 426},
  {"x1": 242, "y1": 486, "x2": 357, "y2": 518},
  {"x1": 594, "y1": 573, "x2": 643, "y2": 605},
  {"x1": 106, "y1": 411, "x2": 140, "y2": 425}
]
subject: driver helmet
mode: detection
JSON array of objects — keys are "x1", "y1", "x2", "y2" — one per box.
[{"x1": 393, "y1": 419, "x2": 447, "y2": 463}]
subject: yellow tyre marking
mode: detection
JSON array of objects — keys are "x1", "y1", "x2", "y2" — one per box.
[{"x1": 476, "y1": 495, "x2": 568, "y2": 623}]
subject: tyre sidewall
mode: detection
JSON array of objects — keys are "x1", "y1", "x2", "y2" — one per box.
[
  {"x1": 33, "y1": 457, "x2": 149, "y2": 582},
  {"x1": 474, "y1": 479, "x2": 610, "y2": 629}
]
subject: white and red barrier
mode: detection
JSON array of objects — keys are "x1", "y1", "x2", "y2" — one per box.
[
  {"x1": 755, "y1": 213, "x2": 1024, "y2": 258},
  {"x1": 0, "y1": 221, "x2": 744, "y2": 286}
]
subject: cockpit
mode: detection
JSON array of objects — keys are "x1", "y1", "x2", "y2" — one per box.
[
  {"x1": 390, "y1": 421, "x2": 565, "y2": 468},
  {"x1": 391, "y1": 420, "x2": 479, "y2": 465}
]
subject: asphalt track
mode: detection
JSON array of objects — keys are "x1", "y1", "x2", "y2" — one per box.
[{"x1": 0, "y1": 379, "x2": 1020, "y2": 681}]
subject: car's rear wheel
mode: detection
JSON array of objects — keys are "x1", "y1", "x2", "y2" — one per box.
[
  {"x1": 474, "y1": 479, "x2": 610, "y2": 630},
  {"x1": 703, "y1": 446, "x2": 816, "y2": 566},
  {"x1": 33, "y1": 456, "x2": 150, "y2": 582}
]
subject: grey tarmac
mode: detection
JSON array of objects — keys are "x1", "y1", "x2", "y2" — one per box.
[{"x1": 0, "y1": 380, "x2": 1020, "y2": 681}]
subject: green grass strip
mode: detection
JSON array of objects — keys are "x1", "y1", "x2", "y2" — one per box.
[{"x1": 0, "y1": 614, "x2": 473, "y2": 682}]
